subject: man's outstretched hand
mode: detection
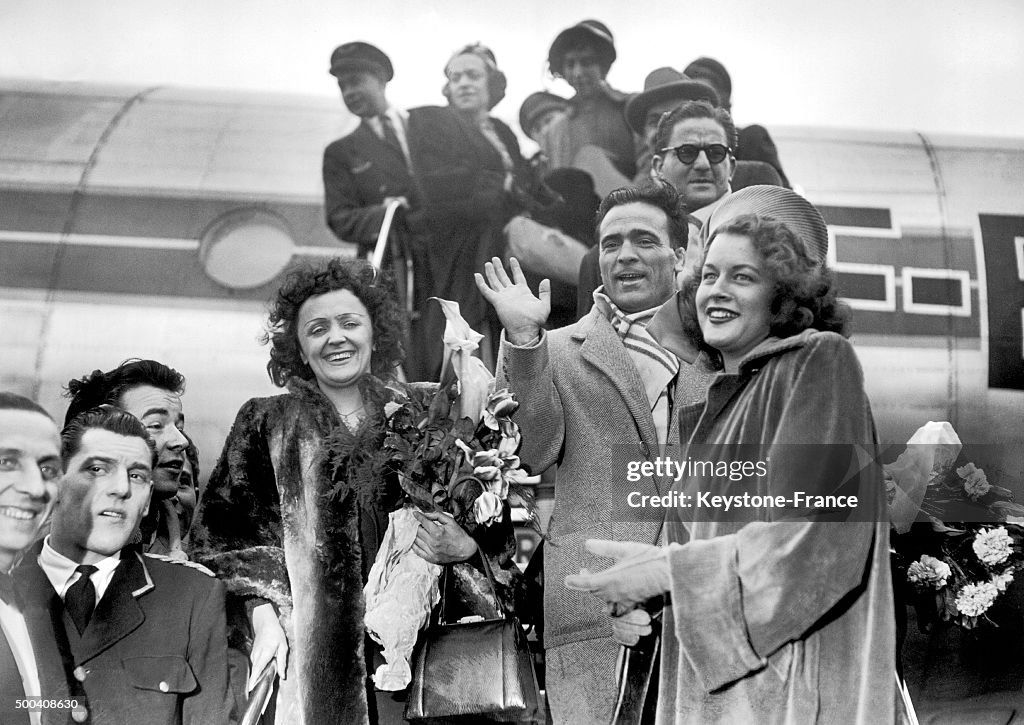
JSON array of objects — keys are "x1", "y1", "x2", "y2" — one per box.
[{"x1": 474, "y1": 257, "x2": 550, "y2": 346}]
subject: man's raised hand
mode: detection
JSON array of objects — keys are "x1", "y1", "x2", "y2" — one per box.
[{"x1": 474, "y1": 257, "x2": 550, "y2": 346}]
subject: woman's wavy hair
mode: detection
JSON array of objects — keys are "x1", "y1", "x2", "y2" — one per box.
[
  {"x1": 679, "y1": 214, "x2": 850, "y2": 364},
  {"x1": 442, "y1": 43, "x2": 507, "y2": 110},
  {"x1": 264, "y1": 258, "x2": 405, "y2": 387}
]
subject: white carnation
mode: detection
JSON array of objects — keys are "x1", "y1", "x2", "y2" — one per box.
[
  {"x1": 973, "y1": 527, "x2": 1012, "y2": 566},
  {"x1": 955, "y1": 581, "x2": 999, "y2": 617}
]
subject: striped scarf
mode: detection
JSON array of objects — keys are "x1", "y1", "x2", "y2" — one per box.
[{"x1": 593, "y1": 290, "x2": 679, "y2": 431}]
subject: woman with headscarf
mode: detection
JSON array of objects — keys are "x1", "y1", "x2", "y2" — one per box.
[
  {"x1": 407, "y1": 44, "x2": 534, "y2": 376},
  {"x1": 566, "y1": 187, "x2": 895, "y2": 723}
]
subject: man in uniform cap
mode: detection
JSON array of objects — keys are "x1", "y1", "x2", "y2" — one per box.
[
  {"x1": 323, "y1": 41, "x2": 417, "y2": 257},
  {"x1": 539, "y1": 20, "x2": 636, "y2": 191},
  {"x1": 519, "y1": 91, "x2": 569, "y2": 145},
  {"x1": 323, "y1": 41, "x2": 431, "y2": 379}
]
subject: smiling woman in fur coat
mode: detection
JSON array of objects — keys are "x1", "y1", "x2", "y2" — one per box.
[{"x1": 194, "y1": 258, "x2": 516, "y2": 725}]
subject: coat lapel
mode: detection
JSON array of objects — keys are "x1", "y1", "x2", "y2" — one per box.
[
  {"x1": 75, "y1": 551, "x2": 149, "y2": 663},
  {"x1": 355, "y1": 119, "x2": 406, "y2": 166},
  {"x1": 12, "y1": 549, "x2": 73, "y2": 720},
  {"x1": 574, "y1": 312, "x2": 660, "y2": 453},
  {"x1": 450, "y1": 110, "x2": 501, "y2": 169}
]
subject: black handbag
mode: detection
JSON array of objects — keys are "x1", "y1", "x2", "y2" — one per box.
[{"x1": 405, "y1": 554, "x2": 542, "y2": 723}]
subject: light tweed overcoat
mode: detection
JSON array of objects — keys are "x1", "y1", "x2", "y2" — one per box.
[{"x1": 497, "y1": 307, "x2": 712, "y2": 667}]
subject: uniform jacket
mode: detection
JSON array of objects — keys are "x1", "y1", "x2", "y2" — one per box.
[
  {"x1": 14, "y1": 545, "x2": 235, "y2": 725},
  {"x1": 655, "y1": 330, "x2": 895, "y2": 724},
  {"x1": 496, "y1": 306, "x2": 712, "y2": 649},
  {"x1": 322, "y1": 119, "x2": 416, "y2": 253}
]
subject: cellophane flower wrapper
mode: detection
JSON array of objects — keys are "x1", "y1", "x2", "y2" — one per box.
[
  {"x1": 889, "y1": 421, "x2": 1024, "y2": 630},
  {"x1": 363, "y1": 507, "x2": 442, "y2": 690},
  {"x1": 886, "y1": 421, "x2": 962, "y2": 534}
]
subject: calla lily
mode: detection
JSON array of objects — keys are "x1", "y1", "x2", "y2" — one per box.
[{"x1": 433, "y1": 298, "x2": 494, "y2": 426}]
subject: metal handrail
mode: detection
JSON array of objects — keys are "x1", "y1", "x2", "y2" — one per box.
[
  {"x1": 240, "y1": 660, "x2": 277, "y2": 725},
  {"x1": 370, "y1": 199, "x2": 404, "y2": 270}
]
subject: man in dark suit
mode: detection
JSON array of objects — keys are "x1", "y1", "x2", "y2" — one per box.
[
  {"x1": 322, "y1": 41, "x2": 415, "y2": 256},
  {"x1": 0, "y1": 392, "x2": 68, "y2": 725},
  {"x1": 15, "y1": 406, "x2": 235, "y2": 725}
]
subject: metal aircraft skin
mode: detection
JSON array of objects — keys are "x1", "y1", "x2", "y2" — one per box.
[{"x1": 2, "y1": 78, "x2": 1023, "y2": 481}]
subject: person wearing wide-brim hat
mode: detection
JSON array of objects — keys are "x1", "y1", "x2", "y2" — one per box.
[
  {"x1": 625, "y1": 67, "x2": 720, "y2": 186},
  {"x1": 538, "y1": 19, "x2": 636, "y2": 190}
]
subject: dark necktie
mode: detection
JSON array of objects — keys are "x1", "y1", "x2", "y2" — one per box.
[
  {"x1": 379, "y1": 114, "x2": 403, "y2": 157},
  {"x1": 65, "y1": 564, "x2": 98, "y2": 634}
]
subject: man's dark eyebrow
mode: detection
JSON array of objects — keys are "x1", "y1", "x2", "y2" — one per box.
[
  {"x1": 0, "y1": 447, "x2": 23, "y2": 456},
  {"x1": 128, "y1": 460, "x2": 153, "y2": 473},
  {"x1": 78, "y1": 455, "x2": 117, "y2": 469},
  {"x1": 141, "y1": 407, "x2": 169, "y2": 419}
]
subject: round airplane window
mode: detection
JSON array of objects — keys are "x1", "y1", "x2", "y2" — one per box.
[{"x1": 199, "y1": 209, "x2": 294, "y2": 289}]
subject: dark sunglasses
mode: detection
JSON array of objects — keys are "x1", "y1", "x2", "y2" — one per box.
[{"x1": 659, "y1": 143, "x2": 732, "y2": 165}]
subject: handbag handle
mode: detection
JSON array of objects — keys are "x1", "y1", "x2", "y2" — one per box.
[{"x1": 436, "y1": 551, "x2": 506, "y2": 626}]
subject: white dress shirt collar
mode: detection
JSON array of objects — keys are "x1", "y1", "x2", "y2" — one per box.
[{"x1": 38, "y1": 536, "x2": 122, "y2": 602}]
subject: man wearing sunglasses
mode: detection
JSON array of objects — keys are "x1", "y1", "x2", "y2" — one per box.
[
  {"x1": 651, "y1": 99, "x2": 738, "y2": 282},
  {"x1": 578, "y1": 100, "x2": 739, "y2": 317}
]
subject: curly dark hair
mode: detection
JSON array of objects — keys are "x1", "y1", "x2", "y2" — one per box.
[
  {"x1": 264, "y1": 257, "x2": 406, "y2": 387},
  {"x1": 64, "y1": 359, "x2": 185, "y2": 426},
  {"x1": 678, "y1": 214, "x2": 850, "y2": 366}
]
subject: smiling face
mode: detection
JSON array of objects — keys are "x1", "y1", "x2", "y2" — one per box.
[
  {"x1": 598, "y1": 202, "x2": 683, "y2": 313},
  {"x1": 653, "y1": 117, "x2": 734, "y2": 211},
  {"x1": 696, "y1": 232, "x2": 774, "y2": 372},
  {"x1": 297, "y1": 288, "x2": 375, "y2": 393},
  {"x1": 336, "y1": 70, "x2": 388, "y2": 119},
  {"x1": 51, "y1": 428, "x2": 153, "y2": 564},
  {"x1": 118, "y1": 385, "x2": 186, "y2": 498},
  {"x1": 446, "y1": 53, "x2": 490, "y2": 115},
  {"x1": 0, "y1": 409, "x2": 61, "y2": 570}
]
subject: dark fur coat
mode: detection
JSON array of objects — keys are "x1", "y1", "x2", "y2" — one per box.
[{"x1": 195, "y1": 376, "x2": 519, "y2": 724}]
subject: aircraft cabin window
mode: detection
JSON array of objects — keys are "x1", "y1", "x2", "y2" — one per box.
[{"x1": 902, "y1": 267, "x2": 971, "y2": 317}]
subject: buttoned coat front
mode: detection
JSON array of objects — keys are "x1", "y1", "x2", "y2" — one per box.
[{"x1": 15, "y1": 546, "x2": 235, "y2": 725}]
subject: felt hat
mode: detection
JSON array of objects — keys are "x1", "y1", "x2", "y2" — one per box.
[
  {"x1": 624, "y1": 68, "x2": 720, "y2": 134},
  {"x1": 684, "y1": 57, "x2": 731, "y2": 106},
  {"x1": 518, "y1": 91, "x2": 569, "y2": 137},
  {"x1": 706, "y1": 185, "x2": 829, "y2": 264},
  {"x1": 329, "y1": 42, "x2": 393, "y2": 81},
  {"x1": 548, "y1": 20, "x2": 616, "y2": 74}
]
